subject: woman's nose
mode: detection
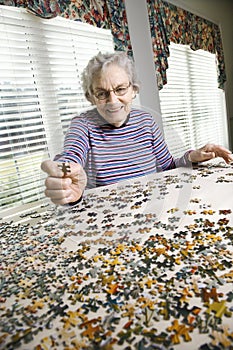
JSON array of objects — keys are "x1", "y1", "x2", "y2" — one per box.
[{"x1": 107, "y1": 90, "x2": 119, "y2": 103}]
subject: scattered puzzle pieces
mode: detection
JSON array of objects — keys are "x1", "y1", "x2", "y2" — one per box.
[{"x1": 0, "y1": 162, "x2": 233, "y2": 349}]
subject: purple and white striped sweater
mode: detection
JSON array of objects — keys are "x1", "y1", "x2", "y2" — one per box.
[{"x1": 55, "y1": 108, "x2": 191, "y2": 188}]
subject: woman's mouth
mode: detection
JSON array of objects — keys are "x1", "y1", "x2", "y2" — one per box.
[{"x1": 107, "y1": 106, "x2": 123, "y2": 113}]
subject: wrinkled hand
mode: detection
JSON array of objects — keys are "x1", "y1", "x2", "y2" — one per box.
[
  {"x1": 189, "y1": 144, "x2": 233, "y2": 164},
  {"x1": 41, "y1": 160, "x2": 87, "y2": 205}
]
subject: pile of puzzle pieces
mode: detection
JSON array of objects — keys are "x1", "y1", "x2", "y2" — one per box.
[{"x1": 0, "y1": 162, "x2": 233, "y2": 349}]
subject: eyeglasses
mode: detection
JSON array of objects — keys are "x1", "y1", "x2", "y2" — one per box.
[{"x1": 93, "y1": 83, "x2": 131, "y2": 100}]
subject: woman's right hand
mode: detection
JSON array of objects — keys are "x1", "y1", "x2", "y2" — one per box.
[{"x1": 41, "y1": 160, "x2": 87, "y2": 205}]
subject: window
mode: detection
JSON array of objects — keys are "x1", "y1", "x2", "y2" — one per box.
[
  {"x1": 0, "y1": 6, "x2": 114, "y2": 211},
  {"x1": 0, "y1": 7, "x2": 229, "y2": 214},
  {"x1": 159, "y1": 42, "x2": 228, "y2": 158}
]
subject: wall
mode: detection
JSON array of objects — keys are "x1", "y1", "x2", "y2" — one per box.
[{"x1": 125, "y1": 0, "x2": 233, "y2": 150}]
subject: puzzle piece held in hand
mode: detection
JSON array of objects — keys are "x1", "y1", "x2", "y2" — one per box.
[{"x1": 57, "y1": 162, "x2": 71, "y2": 176}]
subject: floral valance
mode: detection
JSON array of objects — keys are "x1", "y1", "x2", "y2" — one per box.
[
  {"x1": 0, "y1": 0, "x2": 110, "y2": 25},
  {"x1": 0, "y1": 0, "x2": 226, "y2": 89}
]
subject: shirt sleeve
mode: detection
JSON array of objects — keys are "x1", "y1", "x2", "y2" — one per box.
[
  {"x1": 174, "y1": 150, "x2": 193, "y2": 168},
  {"x1": 54, "y1": 116, "x2": 89, "y2": 168}
]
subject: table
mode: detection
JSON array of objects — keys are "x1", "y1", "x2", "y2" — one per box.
[{"x1": 1, "y1": 161, "x2": 233, "y2": 350}]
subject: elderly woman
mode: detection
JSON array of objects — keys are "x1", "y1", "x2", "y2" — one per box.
[{"x1": 41, "y1": 51, "x2": 233, "y2": 205}]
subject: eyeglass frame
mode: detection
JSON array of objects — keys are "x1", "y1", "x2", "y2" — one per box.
[{"x1": 92, "y1": 82, "x2": 132, "y2": 100}]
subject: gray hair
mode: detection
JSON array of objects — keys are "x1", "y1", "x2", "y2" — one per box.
[{"x1": 81, "y1": 51, "x2": 140, "y2": 102}]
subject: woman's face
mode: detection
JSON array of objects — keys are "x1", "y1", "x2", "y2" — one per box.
[{"x1": 91, "y1": 64, "x2": 136, "y2": 127}]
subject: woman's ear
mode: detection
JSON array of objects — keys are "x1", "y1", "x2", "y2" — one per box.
[
  {"x1": 132, "y1": 89, "x2": 137, "y2": 100},
  {"x1": 85, "y1": 92, "x2": 95, "y2": 105},
  {"x1": 132, "y1": 85, "x2": 139, "y2": 99}
]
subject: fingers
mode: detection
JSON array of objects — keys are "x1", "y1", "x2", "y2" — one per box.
[
  {"x1": 222, "y1": 153, "x2": 233, "y2": 164},
  {"x1": 45, "y1": 188, "x2": 74, "y2": 205},
  {"x1": 202, "y1": 144, "x2": 231, "y2": 156},
  {"x1": 43, "y1": 174, "x2": 72, "y2": 204},
  {"x1": 201, "y1": 151, "x2": 216, "y2": 161},
  {"x1": 190, "y1": 143, "x2": 233, "y2": 164},
  {"x1": 206, "y1": 144, "x2": 233, "y2": 164},
  {"x1": 217, "y1": 148, "x2": 233, "y2": 163},
  {"x1": 41, "y1": 160, "x2": 87, "y2": 205},
  {"x1": 45, "y1": 176, "x2": 72, "y2": 190},
  {"x1": 41, "y1": 159, "x2": 64, "y2": 177}
]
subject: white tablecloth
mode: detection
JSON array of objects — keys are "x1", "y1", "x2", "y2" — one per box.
[{"x1": 1, "y1": 161, "x2": 233, "y2": 350}]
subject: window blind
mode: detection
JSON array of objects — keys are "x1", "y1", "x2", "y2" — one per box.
[
  {"x1": 0, "y1": 6, "x2": 114, "y2": 211},
  {"x1": 159, "y1": 42, "x2": 228, "y2": 158}
]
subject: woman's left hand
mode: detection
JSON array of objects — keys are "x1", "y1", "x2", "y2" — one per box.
[{"x1": 189, "y1": 143, "x2": 233, "y2": 164}]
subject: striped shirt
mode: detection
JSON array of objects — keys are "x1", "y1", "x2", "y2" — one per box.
[{"x1": 55, "y1": 108, "x2": 191, "y2": 188}]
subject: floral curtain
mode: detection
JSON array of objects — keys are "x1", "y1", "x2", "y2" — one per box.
[
  {"x1": 0, "y1": 0, "x2": 110, "y2": 25},
  {"x1": 105, "y1": 0, "x2": 132, "y2": 56},
  {"x1": 0, "y1": 0, "x2": 226, "y2": 89},
  {"x1": 149, "y1": 0, "x2": 226, "y2": 89}
]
